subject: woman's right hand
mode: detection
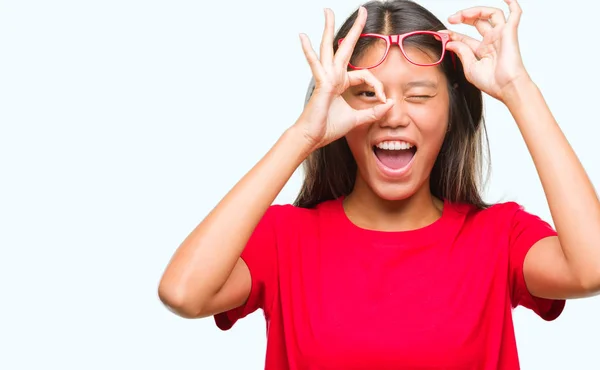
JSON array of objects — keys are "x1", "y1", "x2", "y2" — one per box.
[{"x1": 295, "y1": 6, "x2": 395, "y2": 150}]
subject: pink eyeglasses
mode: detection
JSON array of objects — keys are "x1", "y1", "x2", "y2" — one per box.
[{"x1": 338, "y1": 31, "x2": 455, "y2": 70}]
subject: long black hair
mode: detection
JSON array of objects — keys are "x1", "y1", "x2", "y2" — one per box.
[{"x1": 294, "y1": 0, "x2": 489, "y2": 209}]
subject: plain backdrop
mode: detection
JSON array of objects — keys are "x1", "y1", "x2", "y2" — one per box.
[{"x1": 1, "y1": 0, "x2": 599, "y2": 369}]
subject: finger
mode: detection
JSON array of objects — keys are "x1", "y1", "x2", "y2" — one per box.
[
  {"x1": 440, "y1": 30, "x2": 480, "y2": 54},
  {"x1": 320, "y1": 8, "x2": 335, "y2": 64},
  {"x1": 446, "y1": 41, "x2": 478, "y2": 68},
  {"x1": 471, "y1": 18, "x2": 494, "y2": 37},
  {"x1": 449, "y1": 7, "x2": 507, "y2": 28},
  {"x1": 334, "y1": 6, "x2": 367, "y2": 66},
  {"x1": 347, "y1": 70, "x2": 386, "y2": 103},
  {"x1": 299, "y1": 33, "x2": 326, "y2": 82},
  {"x1": 448, "y1": 7, "x2": 506, "y2": 37},
  {"x1": 504, "y1": 0, "x2": 522, "y2": 27},
  {"x1": 354, "y1": 99, "x2": 394, "y2": 127},
  {"x1": 449, "y1": 15, "x2": 492, "y2": 36}
]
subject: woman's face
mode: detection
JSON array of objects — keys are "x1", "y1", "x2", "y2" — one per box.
[{"x1": 342, "y1": 43, "x2": 450, "y2": 201}]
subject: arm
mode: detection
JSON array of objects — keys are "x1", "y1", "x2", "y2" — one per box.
[
  {"x1": 503, "y1": 79, "x2": 600, "y2": 299},
  {"x1": 158, "y1": 7, "x2": 392, "y2": 318},
  {"x1": 158, "y1": 127, "x2": 312, "y2": 318},
  {"x1": 446, "y1": 0, "x2": 600, "y2": 300}
]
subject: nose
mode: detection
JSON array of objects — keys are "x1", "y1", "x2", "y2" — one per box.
[{"x1": 378, "y1": 98, "x2": 410, "y2": 129}]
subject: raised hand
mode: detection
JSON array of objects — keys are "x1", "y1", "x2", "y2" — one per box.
[
  {"x1": 443, "y1": 0, "x2": 529, "y2": 102},
  {"x1": 295, "y1": 7, "x2": 394, "y2": 150}
]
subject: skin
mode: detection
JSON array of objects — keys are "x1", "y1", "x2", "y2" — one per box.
[
  {"x1": 158, "y1": 0, "x2": 600, "y2": 321},
  {"x1": 342, "y1": 44, "x2": 449, "y2": 231},
  {"x1": 444, "y1": 0, "x2": 600, "y2": 300}
]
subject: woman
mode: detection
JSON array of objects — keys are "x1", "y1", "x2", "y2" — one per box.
[{"x1": 158, "y1": 0, "x2": 600, "y2": 368}]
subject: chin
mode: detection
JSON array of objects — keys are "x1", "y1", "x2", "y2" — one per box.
[
  {"x1": 348, "y1": 135, "x2": 435, "y2": 202},
  {"x1": 368, "y1": 178, "x2": 421, "y2": 201},
  {"x1": 356, "y1": 146, "x2": 429, "y2": 202}
]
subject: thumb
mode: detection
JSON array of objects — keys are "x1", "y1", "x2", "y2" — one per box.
[
  {"x1": 354, "y1": 99, "x2": 394, "y2": 127},
  {"x1": 446, "y1": 41, "x2": 477, "y2": 68}
]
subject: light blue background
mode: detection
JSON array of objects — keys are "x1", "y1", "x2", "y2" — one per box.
[{"x1": 1, "y1": 0, "x2": 599, "y2": 369}]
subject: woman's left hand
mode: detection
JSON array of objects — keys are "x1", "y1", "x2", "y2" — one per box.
[{"x1": 443, "y1": 0, "x2": 530, "y2": 102}]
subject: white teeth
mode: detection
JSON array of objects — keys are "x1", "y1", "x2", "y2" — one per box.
[{"x1": 376, "y1": 141, "x2": 414, "y2": 150}]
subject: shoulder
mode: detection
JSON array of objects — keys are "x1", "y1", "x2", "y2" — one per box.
[
  {"x1": 457, "y1": 201, "x2": 528, "y2": 222},
  {"x1": 456, "y1": 200, "x2": 552, "y2": 236},
  {"x1": 266, "y1": 197, "x2": 342, "y2": 230},
  {"x1": 484, "y1": 201, "x2": 528, "y2": 215}
]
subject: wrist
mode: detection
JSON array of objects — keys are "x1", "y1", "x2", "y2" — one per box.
[
  {"x1": 281, "y1": 125, "x2": 317, "y2": 161},
  {"x1": 498, "y1": 74, "x2": 537, "y2": 108}
]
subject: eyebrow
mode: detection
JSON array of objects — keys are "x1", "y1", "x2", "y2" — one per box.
[{"x1": 404, "y1": 80, "x2": 438, "y2": 89}]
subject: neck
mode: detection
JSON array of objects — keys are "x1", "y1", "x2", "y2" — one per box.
[{"x1": 343, "y1": 180, "x2": 443, "y2": 232}]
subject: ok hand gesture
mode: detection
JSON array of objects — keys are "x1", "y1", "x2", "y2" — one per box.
[
  {"x1": 295, "y1": 7, "x2": 394, "y2": 150},
  {"x1": 443, "y1": 0, "x2": 530, "y2": 102}
]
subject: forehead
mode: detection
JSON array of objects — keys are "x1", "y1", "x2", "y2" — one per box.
[
  {"x1": 356, "y1": 41, "x2": 441, "y2": 65},
  {"x1": 350, "y1": 33, "x2": 444, "y2": 65},
  {"x1": 356, "y1": 46, "x2": 447, "y2": 87}
]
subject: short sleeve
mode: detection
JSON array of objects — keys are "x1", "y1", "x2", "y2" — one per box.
[
  {"x1": 214, "y1": 206, "x2": 279, "y2": 330},
  {"x1": 507, "y1": 203, "x2": 565, "y2": 321}
]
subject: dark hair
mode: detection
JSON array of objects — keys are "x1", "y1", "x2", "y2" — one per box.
[{"x1": 294, "y1": 0, "x2": 490, "y2": 209}]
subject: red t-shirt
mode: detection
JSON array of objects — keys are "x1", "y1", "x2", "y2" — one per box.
[{"x1": 214, "y1": 198, "x2": 565, "y2": 369}]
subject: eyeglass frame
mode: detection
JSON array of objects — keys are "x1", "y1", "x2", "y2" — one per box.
[{"x1": 337, "y1": 31, "x2": 456, "y2": 70}]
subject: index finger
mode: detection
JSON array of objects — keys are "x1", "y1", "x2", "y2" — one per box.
[
  {"x1": 320, "y1": 8, "x2": 335, "y2": 64},
  {"x1": 504, "y1": 0, "x2": 522, "y2": 27},
  {"x1": 348, "y1": 69, "x2": 386, "y2": 103},
  {"x1": 334, "y1": 6, "x2": 367, "y2": 67},
  {"x1": 449, "y1": 6, "x2": 506, "y2": 28}
]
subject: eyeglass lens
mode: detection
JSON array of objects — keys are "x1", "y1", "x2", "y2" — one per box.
[{"x1": 349, "y1": 33, "x2": 444, "y2": 69}]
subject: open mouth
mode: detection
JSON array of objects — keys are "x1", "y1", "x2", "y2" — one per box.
[{"x1": 373, "y1": 141, "x2": 417, "y2": 172}]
